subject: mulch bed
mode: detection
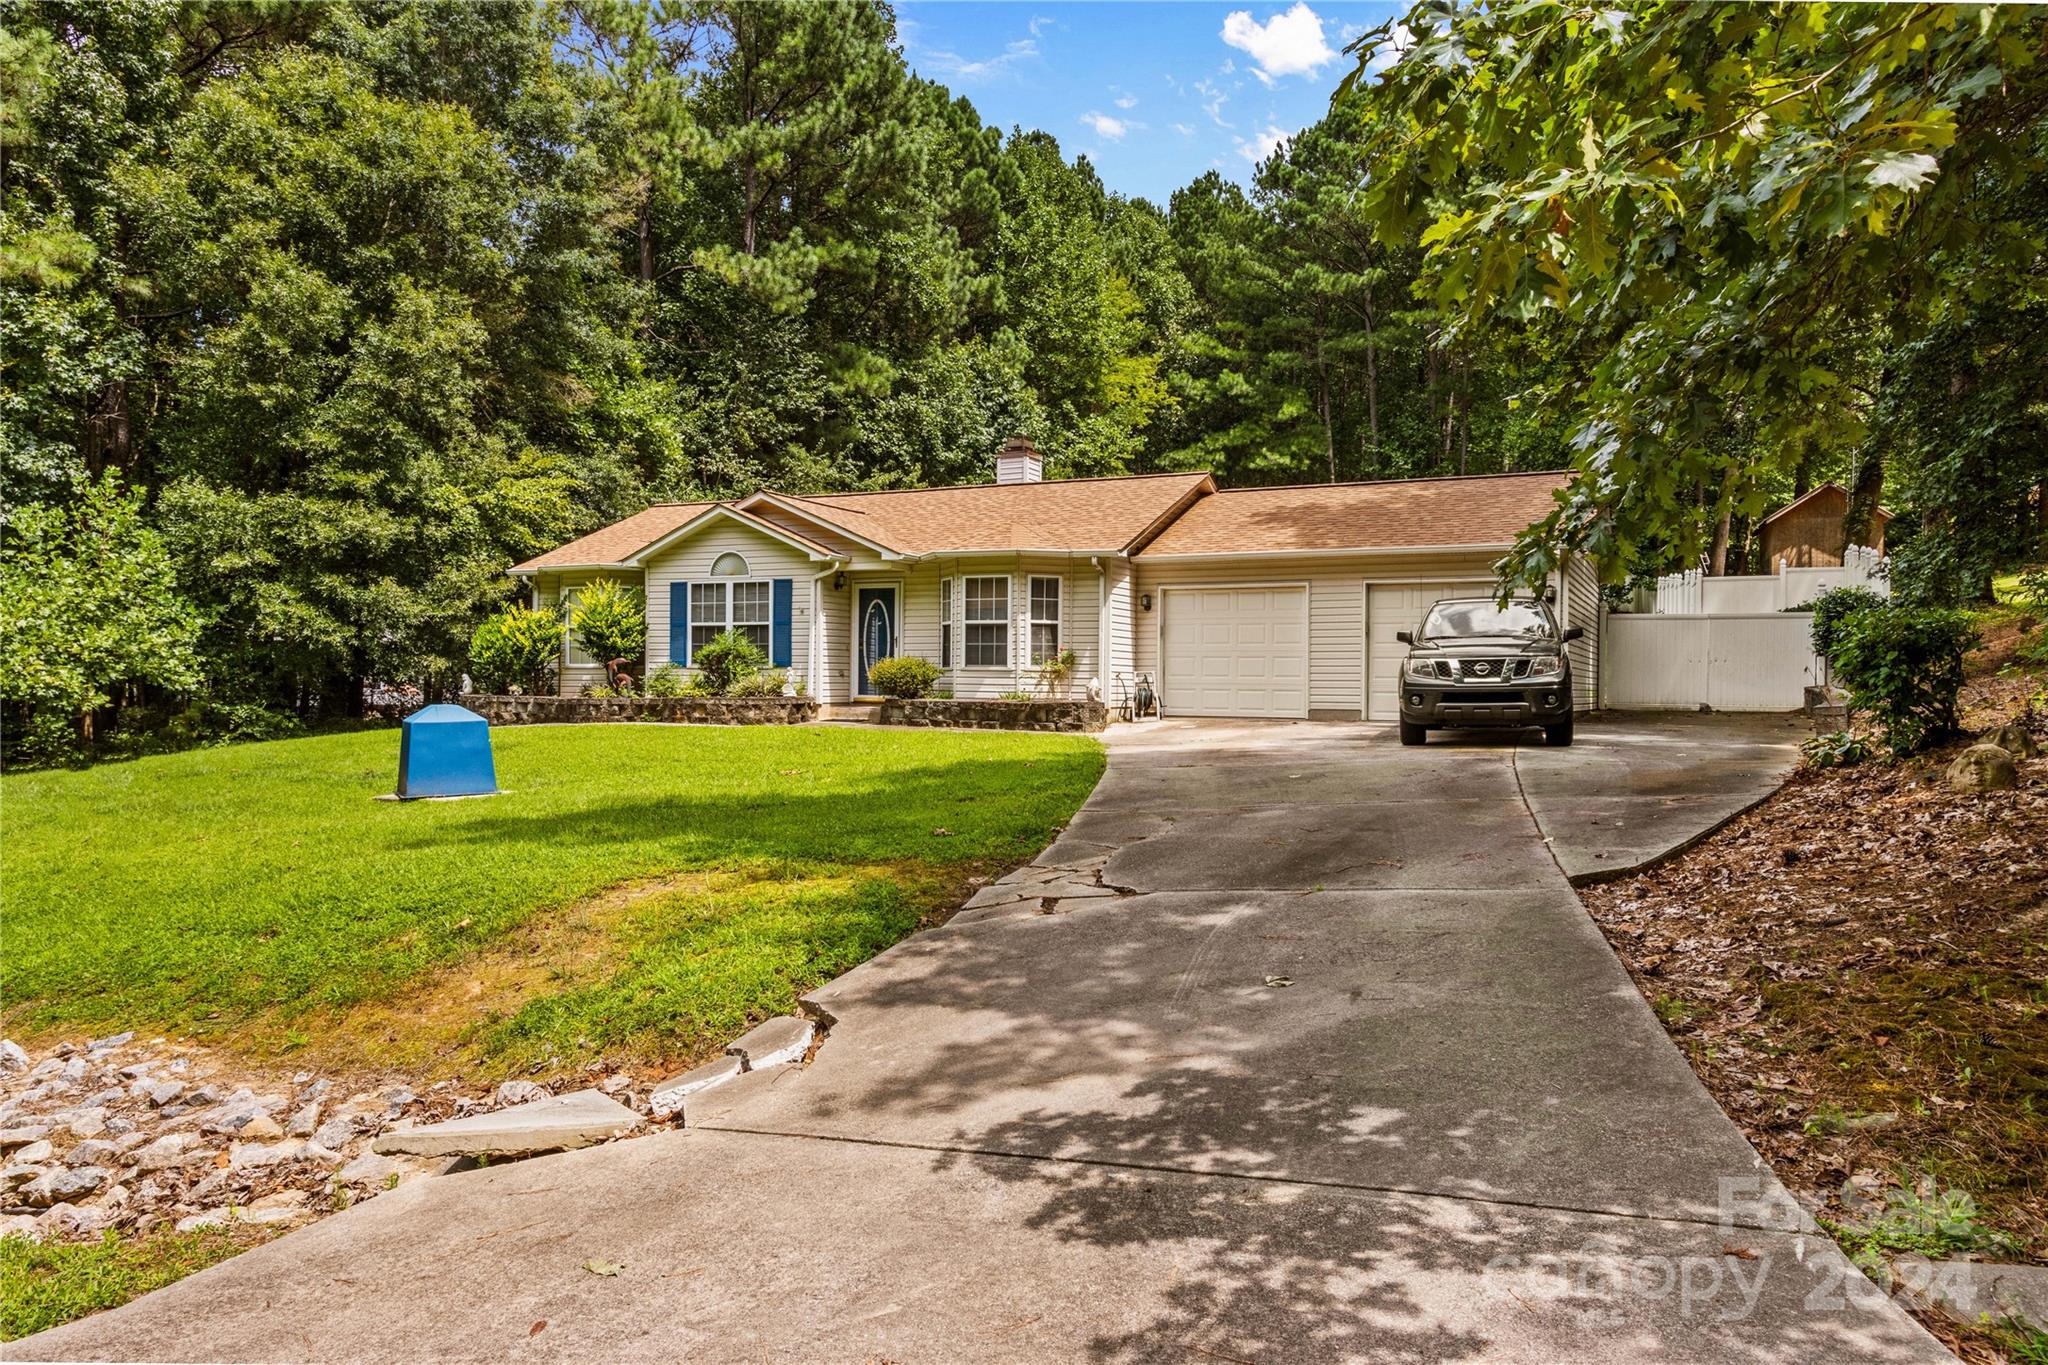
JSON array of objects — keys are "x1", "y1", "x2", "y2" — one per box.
[{"x1": 1581, "y1": 631, "x2": 2048, "y2": 1267}]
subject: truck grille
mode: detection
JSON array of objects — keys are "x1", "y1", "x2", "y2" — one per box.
[{"x1": 1453, "y1": 658, "x2": 1528, "y2": 681}]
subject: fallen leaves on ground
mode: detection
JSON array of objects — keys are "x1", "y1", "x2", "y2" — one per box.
[{"x1": 1582, "y1": 711, "x2": 2047, "y2": 1254}]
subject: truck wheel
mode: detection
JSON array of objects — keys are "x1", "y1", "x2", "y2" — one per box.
[
  {"x1": 1544, "y1": 717, "x2": 1574, "y2": 747},
  {"x1": 1399, "y1": 721, "x2": 1427, "y2": 746}
]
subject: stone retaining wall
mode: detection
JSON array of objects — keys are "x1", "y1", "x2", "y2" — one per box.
[
  {"x1": 463, "y1": 694, "x2": 817, "y2": 726},
  {"x1": 876, "y1": 697, "x2": 1108, "y2": 733}
]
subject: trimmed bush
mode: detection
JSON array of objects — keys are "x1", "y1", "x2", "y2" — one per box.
[
  {"x1": 692, "y1": 628, "x2": 767, "y2": 694},
  {"x1": 1802, "y1": 585, "x2": 1887, "y2": 660},
  {"x1": 468, "y1": 604, "x2": 565, "y2": 695},
  {"x1": 867, "y1": 655, "x2": 941, "y2": 698},
  {"x1": 643, "y1": 663, "x2": 685, "y2": 698},
  {"x1": 569, "y1": 580, "x2": 646, "y2": 684},
  {"x1": 1825, "y1": 603, "x2": 1977, "y2": 756},
  {"x1": 727, "y1": 669, "x2": 789, "y2": 698}
]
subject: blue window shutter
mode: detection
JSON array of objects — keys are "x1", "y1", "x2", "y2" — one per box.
[
  {"x1": 771, "y1": 578, "x2": 793, "y2": 667},
  {"x1": 670, "y1": 581, "x2": 690, "y2": 665}
]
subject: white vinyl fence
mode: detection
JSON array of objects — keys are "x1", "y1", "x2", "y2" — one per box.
[
  {"x1": 1652, "y1": 545, "x2": 1887, "y2": 615},
  {"x1": 1603, "y1": 613, "x2": 1822, "y2": 711}
]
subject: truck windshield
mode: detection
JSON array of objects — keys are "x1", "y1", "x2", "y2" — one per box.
[{"x1": 1420, "y1": 600, "x2": 1554, "y2": 640}]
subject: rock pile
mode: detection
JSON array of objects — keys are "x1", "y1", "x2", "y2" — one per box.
[{"x1": 0, "y1": 1033, "x2": 658, "y2": 1245}]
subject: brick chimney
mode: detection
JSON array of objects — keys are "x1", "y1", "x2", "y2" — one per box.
[{"x1": 994, "y1": 435, "x2": 1043, "y2": 485}]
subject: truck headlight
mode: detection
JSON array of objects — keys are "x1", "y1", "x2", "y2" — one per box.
[
  {"x1": 1527, "y1": 654, "x2": 1563, "y2": 679},
  {"x1": 1404, "y1": 658, "x2": 1440, "y2": 681}
]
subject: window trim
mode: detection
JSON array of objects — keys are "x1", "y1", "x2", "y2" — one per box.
[
  {"x1": 938, "y1": 577, "x2": 953, "y2": 670},
  {"x1": 1028, "y1": 574, "x2": 1062, "y2": 666},
  {"x1": 961, "y1": 574, "x2": 1011, "y2": 670},
  {"x1": 686, "y1": 577, "x2": 774, "y2": 663}
]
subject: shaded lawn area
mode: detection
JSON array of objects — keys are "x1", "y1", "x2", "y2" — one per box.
[{"x1": 2, "y1": 724, "x2": 1103, "y2": 1071}]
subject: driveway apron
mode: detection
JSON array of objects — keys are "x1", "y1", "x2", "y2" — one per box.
[{"x1": 17, "y1": 715, "x2": 1947, "y2": 1364}]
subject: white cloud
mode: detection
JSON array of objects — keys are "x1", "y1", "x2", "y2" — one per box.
[
  {"x1": 1221, "y1": 2, "x2": 1337, "y2": 84},
  {"x1": 916, "y1": 36, "x2": 1038, "y2": 81},
  {"x1": 1080, "y1": 110, "x2": 1129, "y2": 141},
  {"x1": 1115, "y1": 93, "x2": 1138, "y2": 110},
  {"x1": 1173, "y1": 122, "x2": 1195, "y2": 137},
  {"x1": 1235, "y1": 123, "x2": 1292, "y2": 163},
  {"x1": 1028, "y1": 14, "x2": 1053, "y2": 37},
  {"x1": 1363, "y1": 22, "x2": 1417, "y2": 77},
  {"x1": 1194, "y1": 77, "x2": 1232, "y2": 128}
]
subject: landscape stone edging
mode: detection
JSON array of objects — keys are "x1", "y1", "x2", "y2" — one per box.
[
  {"x1": 876, "y1": 697, "x2": 1108, "y2": 733},
  {"x1": 462, "y1": 694, "x2": 816, "y2": 726}
]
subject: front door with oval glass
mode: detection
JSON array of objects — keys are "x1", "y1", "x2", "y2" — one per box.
[{"x1": 855, "y1": 586, "x2": 897, "y2": 697}]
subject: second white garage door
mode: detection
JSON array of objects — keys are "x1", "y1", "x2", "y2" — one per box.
[
  {"x1": 1160, "y1": 586, "x2": 1309, "y2": 718},
  {"x1": 1365, "y1": 579, "x2": 1496, "y2": 721}
]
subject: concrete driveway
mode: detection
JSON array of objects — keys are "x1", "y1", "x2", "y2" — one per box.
[{"x1": 20, "y1": 715, "x2": 1947, "y2": 1363}]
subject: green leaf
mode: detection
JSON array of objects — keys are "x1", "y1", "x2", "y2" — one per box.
[{"x1": 1863, "y1": 151, "x2": 1939, "y2": 192}]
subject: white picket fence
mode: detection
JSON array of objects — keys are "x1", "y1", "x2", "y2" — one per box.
[{"x1": 1652, "y1": 545, "x2": 1886, "y2": 616}]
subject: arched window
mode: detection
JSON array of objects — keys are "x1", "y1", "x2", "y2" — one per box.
[{"x1": 710, "y1": 552, "x2": 749, "y2": 577}]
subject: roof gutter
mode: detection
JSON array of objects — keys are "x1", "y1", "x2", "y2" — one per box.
[{"x1": 1136, "y1": 542, "x2": 1515, "y2": 562}]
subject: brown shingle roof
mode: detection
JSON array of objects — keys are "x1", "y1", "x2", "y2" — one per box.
[
  {"x1": 509, "y1": 503, "x2": 714, "y2": 572},
  {"x1": 757, "y1": 472, "x2": 1215, "y2": 555},
  {"x1": 1138, "y1": 471, "x2": 1571, "y2": 556}
]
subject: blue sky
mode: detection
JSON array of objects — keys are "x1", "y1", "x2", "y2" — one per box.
[{"x1": 896, "y1": 2, "x2": 1406, "y2": 204}]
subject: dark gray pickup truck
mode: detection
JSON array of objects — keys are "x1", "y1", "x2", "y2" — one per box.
[{"x1": 1395, "y1": 596, "x2": 1582, "y2": 747}]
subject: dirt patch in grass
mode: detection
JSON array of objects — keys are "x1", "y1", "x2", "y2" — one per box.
[
  {"x1": 223, "y1": 857, "x2": 1006, "y2": 1081},
  {"x1": 270, "y1": 869, "x2": 721, "y2": 1079}
]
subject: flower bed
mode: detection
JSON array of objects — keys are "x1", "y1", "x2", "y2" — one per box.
[
  {"x1": 463, "y1": 694, "x2": 816, "y2": 726},
  {"x1": 876, "y1": 697, "x2": 1107, "y2": 733}
]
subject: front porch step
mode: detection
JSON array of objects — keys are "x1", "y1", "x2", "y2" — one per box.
[{"x1": 817, "y1": 702, "x2": 883, "y2": 723}]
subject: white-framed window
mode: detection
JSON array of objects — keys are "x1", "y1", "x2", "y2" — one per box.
[
  {"x1": 939, "y1": 577, "x2": 953, "y2": 669},
  {"x1": 1029, "y1": 575, "x2": 1061, "y2": 664},
  {"x1": 689, "y1": 580, "x2": 772, "y2": 659},
  {"x1": 731, "y1": 580, "x2": 771, "y2": 653},
  {"x1": 711, "y1": 551, "x2": 749, "y2": 577},
  {"x1": 563, "y1": 587, "x2": 596, "y2": 669},
  {"x1": 963, "y1": 575, "x2": 1009, "y2": 668}
]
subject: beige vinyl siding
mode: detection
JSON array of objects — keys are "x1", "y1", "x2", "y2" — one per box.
[
  {"x1": 1101, "y1": 557, "x2": 1135, "y2": 689},
  {"x1": 813, "y1": 573, "x2": 853, "y2": 702},
  {"x1": 1134, "y1": 551, "x2": 1514, "y2": 720},
  {"x1": 1562, "y1": 553, "x2": 1602, "y2": 710},
  {"x1": 835, "y1": 555, "x2": 1105, "y2": 702},
  {"x1": 642, "y1": 520, "x2": 814, "y2": 688},
  {"x1": 533, "y1": 570, "x2": 645, "y2": 695}
]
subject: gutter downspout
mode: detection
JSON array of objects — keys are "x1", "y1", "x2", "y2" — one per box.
[{"x1": 809, "y1": 561, "x2": 843, "y2": 703}]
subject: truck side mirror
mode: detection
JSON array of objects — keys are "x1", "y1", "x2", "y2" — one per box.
[
  {"x1": 1395, "y1": 630, "x2": 1412, "y2": 645},
  {"x1": 1562, "y1": 625, "x2": 1584, "y2": 641}
]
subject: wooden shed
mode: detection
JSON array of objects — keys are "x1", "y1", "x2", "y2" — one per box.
[{"x1": 1757, "y1": 483, "x2": 1889, "y2": 569}]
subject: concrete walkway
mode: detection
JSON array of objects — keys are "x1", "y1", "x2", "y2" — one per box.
[{"x1": 20, "y1": 715, "x2": 1946, "y2": 1363}]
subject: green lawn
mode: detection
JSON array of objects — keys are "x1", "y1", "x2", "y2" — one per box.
[
  {"x1": 0, "y1": 1228, "x2": 270, "y2": 1341},
  {"x1": 1, "y1": 724, "x2": 1102, "y2": 1072}
]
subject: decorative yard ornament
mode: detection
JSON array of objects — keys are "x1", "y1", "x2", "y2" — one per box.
[{"x1": 395, "y1": 704, "x2": 499, "y2": 800}]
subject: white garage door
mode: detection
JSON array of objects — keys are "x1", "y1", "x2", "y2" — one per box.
[
  {"x1": 1365, "y1": 580, "x2": 1496, "y2": 721},
  {"x1": 1160, "y1": 586, "x2": 1309, "y2": 718}
]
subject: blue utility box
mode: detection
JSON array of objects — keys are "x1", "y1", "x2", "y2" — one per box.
[{"x1": 396, "y1": 704, "x2": 498, "y2": 800}]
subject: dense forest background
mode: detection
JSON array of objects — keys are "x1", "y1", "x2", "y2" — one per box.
[{"x1": 3, "y1": 0, "x2": 2043, "y2": 751}]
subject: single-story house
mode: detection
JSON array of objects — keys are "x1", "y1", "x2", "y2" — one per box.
[
  {"x1": 508, "y1": 438, "x2": 1601, "y2": 721},
  {"x1": 1758, "y1": 482, "x2": 1889, "y2": 568}
]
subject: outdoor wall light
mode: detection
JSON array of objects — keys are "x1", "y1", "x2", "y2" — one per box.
[
  {"x1": 833, "y1": 571, "x2": 846, "y2": 590},
  {"x1": 1140, "y1": 592, "x2": 1153, "y2": 611}
]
